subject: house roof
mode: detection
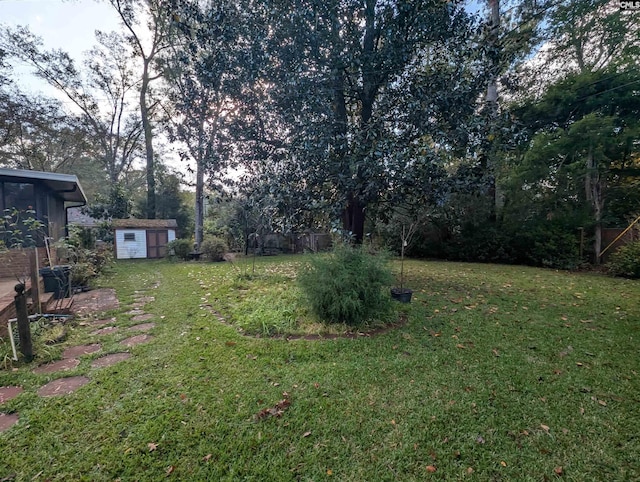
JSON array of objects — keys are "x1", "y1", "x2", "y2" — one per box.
[
  {"x1": 112, "y1": 218, "x2": 178, "y2": 229},
  {"x1": 0, "y1": 168, "x2": 87, "y2": 204},
  {"x1": 67, "y1": 207, "x2": 102, "y2": 227}
]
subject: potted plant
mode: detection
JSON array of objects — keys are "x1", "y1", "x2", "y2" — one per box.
[{"x1": 391, "y1": 222, "x2": 417, "y2": 303}]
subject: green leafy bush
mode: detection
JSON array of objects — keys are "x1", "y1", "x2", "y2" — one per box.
[
  {"x1": 166, "y1": 238, "x2": 193, "y2": 261},
  {"x1": 298, "y1": 245, "x2": 393, "y2": 326},
  {"x1": 608, "y1": 240, "x2": 640, "y2": 278},
  {"x1": 201, "y1": 236, "x2": 228, "y2": 262}
]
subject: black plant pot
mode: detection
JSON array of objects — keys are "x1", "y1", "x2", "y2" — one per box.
[{"x1": 391, "y1": 288, "x2": 413, "y2": 303}]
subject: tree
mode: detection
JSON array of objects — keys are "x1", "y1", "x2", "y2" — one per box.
[
  {"x1": 161, "y1": 0, "x2": 248, "y2": 250},
  {"x1": 0, "y1": 27, "x2": 144, "y2": 183},
  {"x1": 513, "y1": 68, "x2": 640, "y2": 263},
  {"x1": 107, "y1": 0, "x2": 173, "y2": 219},
  {"x1": 0, "y1": 90, "x2": 91, "y2": 173},
  {"x1": 236, "y1": 0, "x2": 485, "y2": 243}
]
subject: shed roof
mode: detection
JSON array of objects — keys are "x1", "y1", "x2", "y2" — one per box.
[
  {"x1": 0, "y1": 168, "x2": 87, "y2": 204},
  {"x1": 112, "y1": 218, "x2": 178, "y2": 229}
]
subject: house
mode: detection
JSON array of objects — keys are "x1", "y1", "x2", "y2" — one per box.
[
  {"x1": 0, "y1": 168, "x2": 87, "y2": 335},
  {"x1": 113, "y1": 218, "x2": 177, "y2": 259},
  {"x1": 0, "y1": 168, "x2": 87, "y2": 275}
]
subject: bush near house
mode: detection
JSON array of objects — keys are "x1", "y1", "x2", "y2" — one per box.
[
  {"x1": 166, "y1": 238, "x2": 193, "y2": 261},
  {"x1": 608, "y1": 240, "x2": 640, "y2": 278},
  {"x1": 201, "y1": 236, "x2": 228, "y2": 262}
]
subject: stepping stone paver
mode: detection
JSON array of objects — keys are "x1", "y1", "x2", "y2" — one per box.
[
  {"x1": 91, "y1": 326, "x2": 119, "y2": 336},
  {"x1": 62, "y1": 344, "x2": 102, "y2": 359},
  {"x1": 132, "y1": 313, "x2": 154, "y2": 322},
  {"x1": 91, "y1": 318, "x2": 116, "y2": 327},
  {"x1": 37, "y1": 376, "x2": 90, "y2": 397},
  {"x1": 0, "y1": 413, "x2": 19, "y2": 432},
  {"x1": 126, "y1": 309, "x2": 145, "y2": 315},
  {"x1": 91, "y1": 352, "x2": 131, "y2": 368},
  {"x1": 129, "y1": 322, "x2": 155, "y2": 332},
  {"x1": 133, "y1": 296, "x2": 155, "y2": 303},
  {"x1": 33, "y1": 358, "x2": 80, "y2": 374},
  {"x1": 0, "y1": 386, "x2": 23, "y2": 404},
  {"x1": 120, "y1": 334, "x2": 154, "y2": 347}
]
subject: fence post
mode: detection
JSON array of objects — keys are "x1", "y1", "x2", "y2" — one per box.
[
  {"x1": 30, "y1": 247, "x2": 41, "y2": 314},
  {"x1": 14, "y1": 283, "x2": 33, "y2": 362}
]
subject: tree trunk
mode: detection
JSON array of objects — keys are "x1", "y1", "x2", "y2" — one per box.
[
  {"x1": 343, "y1": 196, "x2": 365, "y2": 243},
  {"x1": 194, "y1": 160, "x2": 204, "y2": 251},
  {"x1": 140, "y1": 62, "x2": 156, "y2": 220},
  {"x1": 586, "y1": 148, "x2": 604, "y2": 264}
]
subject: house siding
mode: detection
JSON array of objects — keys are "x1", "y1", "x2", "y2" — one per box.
[{"x1": 115, "y1": 229, "x2": 147, "y2": 259}]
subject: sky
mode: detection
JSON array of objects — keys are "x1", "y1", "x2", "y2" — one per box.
[{"x1": 1, "y1": 0, "x2": 122, "y2": 95}]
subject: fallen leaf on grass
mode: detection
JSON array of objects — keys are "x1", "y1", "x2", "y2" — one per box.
[
  {"x1": 456, "y1": 344, "x2": 466, "y2": 349},
  {"x1": 225, "y1": 341, "x2": 236, "y2": 347},
  {"x1": 326, "y1": 469, "x2": 333, "y2": 475},
  {"x1": 540, "y1": 424, "x2": 550, "y2": 433},
  {"x1": 256, "y1": 398, "x2": 291, "y2": 420},
  {"x1": 202, "y1": 454, "x2": 213, "y2": 462},
  {"x1": 426, "y1": 465, "x2": 437, "y2": 473},
  {"x1": 302, "y1": 431, "x2": 312, "y2": 438},
  {"x1": 492, "y1": 348, "x2": 500, "y2": 357},
  {"x1": 466, "y1": 467, "x2": 474, "y2": 474},
  {"x1": 166, "y1": 465, "x2": 175, "y2": 476},
  {"x1": 500, "y1": 461, "x2": 507, "y2": 467},
  {"x1": 148, "y1": 442, "x2": 159, "y2": 452},
  {"x1": 554, "y1": 466, "x2": 563, "y2": 475}
]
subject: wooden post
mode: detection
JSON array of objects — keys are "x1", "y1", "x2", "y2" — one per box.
[
  {"x1": 29, "y1": 247, "x2": 41, "y2": 314},
  {"x1": 14, "y1": 283, "x2": 33, "y2": 362}
]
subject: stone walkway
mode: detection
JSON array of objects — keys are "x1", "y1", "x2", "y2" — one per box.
[{"x1": 0, "y1": 289, "x2": 158, "y2": 432}]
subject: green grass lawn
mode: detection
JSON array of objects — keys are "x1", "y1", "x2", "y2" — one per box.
[{"x1": 1, "y1": 255, "x2": 639, "y2": 481}]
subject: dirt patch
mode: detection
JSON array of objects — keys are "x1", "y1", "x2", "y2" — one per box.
[
  {"x1": 120, "y1": 334, "x2": 154, "y2": 347},
  {"x1": 131, "y1": 313, "x2": 154, "y2": 322},
  {"x1": 129, "y1": 323, "x2": 155, "y2": 332},
  {"x1": 33, "y1": 358, "x2": 80, "y2": 374},
  {"x1": 91, "y1": 352, "x2": 131, "y2": 368},
  {"x1": 62, "y1": 343, "x2": 102, "y2": 359},
  {"x1": 0, "y1": 386, "x2": 23, "y2": 404},
  {"x1": 0, "y1": 412, "x2": 19, "y2": 432},
  {"x1": 91, "y1": 326, "x2": 119, "y2": 336},
  {"x1": 71, "y1": 288, "x2": 120, "y2": 316},
  {"x1": 282, "y1": 316, "x2": 408, "y2": 340},
  {"x1": 37, "y1": 376, "x2": 90, "y2": 397}
]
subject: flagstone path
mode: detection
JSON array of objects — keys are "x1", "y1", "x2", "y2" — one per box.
[{"x1": 0, "y1": 287, "x2": 159, "y2": 432}]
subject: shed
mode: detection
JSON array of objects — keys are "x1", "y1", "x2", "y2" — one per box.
[{"x1": 113, "y1": 219, "x2": 177, "y2": 259}]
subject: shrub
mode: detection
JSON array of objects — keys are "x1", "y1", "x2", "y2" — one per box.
[
  {"x1": 608, "y1": 240, "x2": 640, "y2": 278},
  {"x1": 298, "y1": 245, "x2": 393, "y2": 326},
  {"x1": 201, "y1": 236, "x2": 228, "y2": 262},
  {"x1": 166, "y1": 238, "x2": 193, "y2": 261}
]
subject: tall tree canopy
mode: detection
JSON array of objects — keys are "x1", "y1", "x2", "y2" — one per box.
[{"x1": 242, "y1": 0, "x2": 485, "y2": 242}]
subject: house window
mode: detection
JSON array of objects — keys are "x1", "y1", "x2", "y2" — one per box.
[{"x1": 124, "y1": 232, "x2": 136, "y2": 241}]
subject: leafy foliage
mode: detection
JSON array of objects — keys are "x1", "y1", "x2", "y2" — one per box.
[
  {"x1": 166, "y1": 238, "x2": 192, "y2": 261},
  {"x1": 608, "y1": 240, "x2": 640, "y2": 279},
  {"x1": 298, "y1": 245, "x2": 393, "y2": 326},
  {"x1": 201, "y1": 236, "x2": 228, "y2": 262}
]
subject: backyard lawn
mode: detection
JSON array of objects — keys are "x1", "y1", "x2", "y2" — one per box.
[{"x1": 1, "y1": 255, "x2": 639, "y2": 481}]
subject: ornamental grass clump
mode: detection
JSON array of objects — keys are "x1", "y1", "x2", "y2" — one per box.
[{"x1": 298, "y1": 245, "x2": 393, "y2": 326}]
